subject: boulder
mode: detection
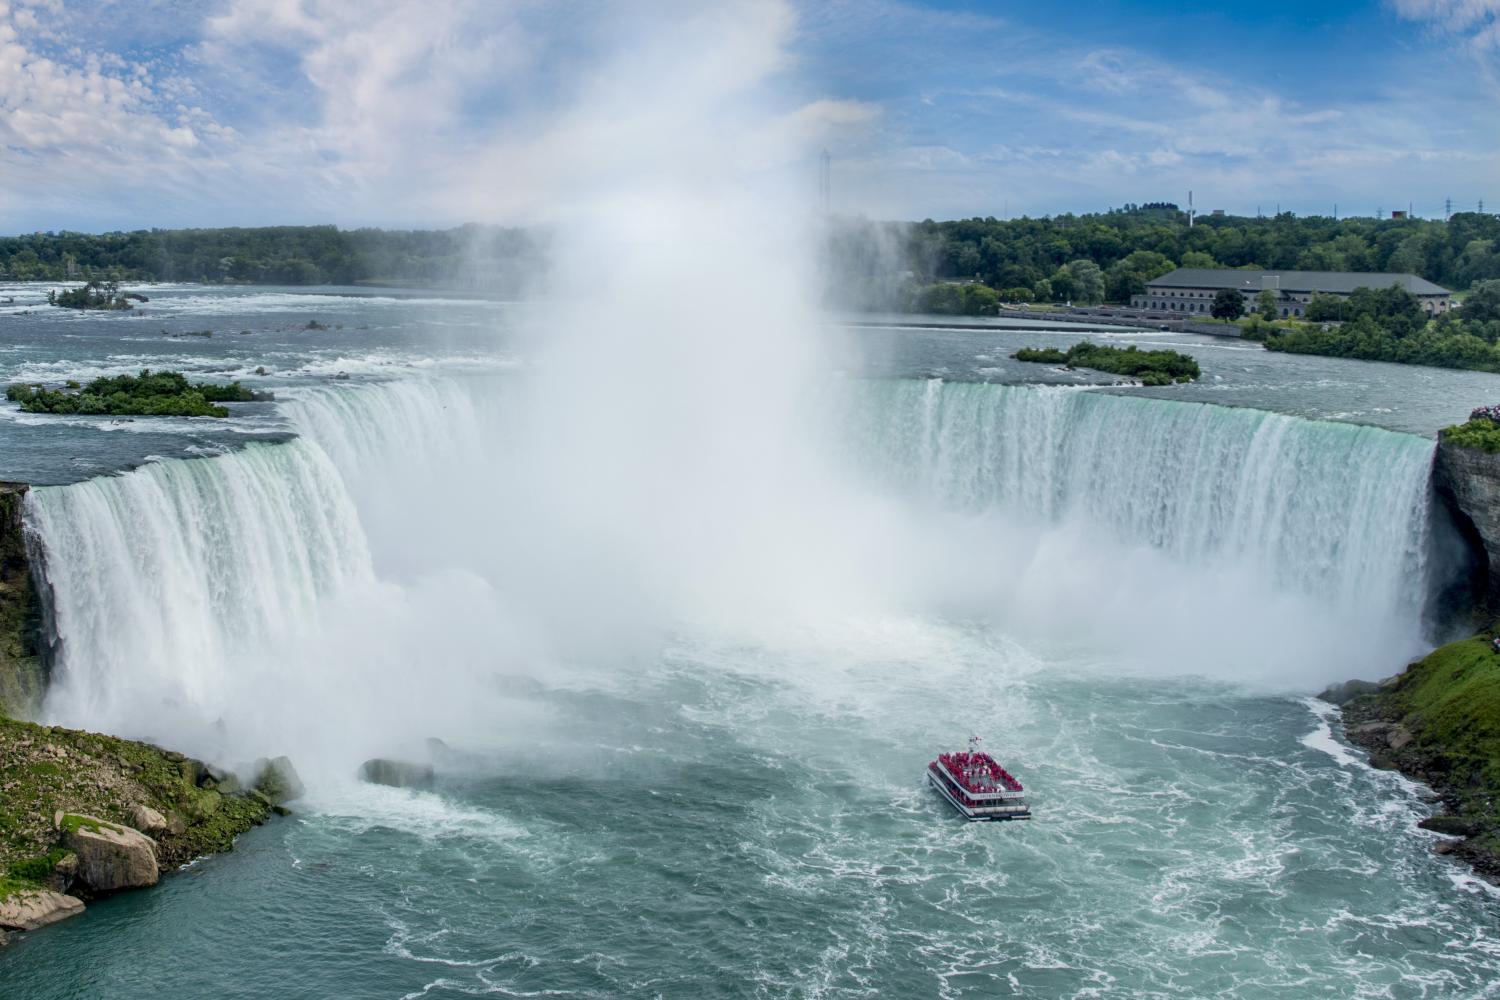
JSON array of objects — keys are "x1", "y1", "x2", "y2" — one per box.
[
  {"x1": 187, "y1": 788, "x2": 222, "y2": 820},
  {"x1": 1434, "y1": 839, "x2": 1459, "y2": 856},
  {"x1": 1347, "y1": 722, "x2": 1394, "y2": 739},
  {"x1": 359, "y1": 758, "x2": 435, "y2": 790},
  {"x1": 130, "y1": 804, "x2": 168, "y2": 835},
  {"x1": 1386, "y1": 726, "x2": 1414, "y2": 751},
  {"x1": 0, "y1": 891, "x2": 84, "y2": 931},
  {"x1": 61, "y1": 814, "x2": 159, "y2": 892},
  {"x1": 47, "y1": 851, "x2": 78, "y2": 893},
  {"x1": 1317, "y1": 679, "x2": 1381, "y2": 705},
  {"x1": 253, "y1": 756, "x2": 305, "y2": 804},
  {"x1": 1419, "y1": 814, "x2": 1477, "y2": 838}
]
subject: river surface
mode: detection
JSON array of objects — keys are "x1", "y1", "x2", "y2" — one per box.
[{"x1": 2, "y1": 283, "x2": 1498, "y2": 998}]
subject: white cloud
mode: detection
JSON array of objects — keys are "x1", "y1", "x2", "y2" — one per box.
[
  {"x1": 0, "y1": 2, "x2": 239, "y2": 225},
  {"x1": 1389, "y1": 0, "x2": 1500, "y2": 90},
  {"x1": 1390, "y1": 0, "x2": 1500, "y2": 35},
  {"x1": 0, "y1": 0, "x2": 1494, "y2": 229}
]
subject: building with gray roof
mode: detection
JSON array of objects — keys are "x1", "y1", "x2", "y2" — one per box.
[{"x1": 1132, "y1": 268, "x2": 1452, "y2": 318}]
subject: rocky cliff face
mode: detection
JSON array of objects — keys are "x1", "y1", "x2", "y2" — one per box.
[
  {"x1": 1432, "y1": 441, "x2": 1500, "y2": 607},
  {"x1": 0, "y1": 483, "x2": 46, "y2": 718}
]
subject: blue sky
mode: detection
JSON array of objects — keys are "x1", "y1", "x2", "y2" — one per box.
[{"x1": 0, "y1": 0, "x2": 1496, "y2": 232}]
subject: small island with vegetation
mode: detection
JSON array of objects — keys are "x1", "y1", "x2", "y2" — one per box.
[
  {"x1": 45, "y1": 280, "x2": 143, "y2": 311},
  {"x1": 1012, "y1": 342, "x2": 1201, "y2": 385},
  {"x1": 5, "y1": 369, "x2": 270, "y2": 418}
]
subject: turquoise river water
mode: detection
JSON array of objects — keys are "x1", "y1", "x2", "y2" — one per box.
[{"x1": 0, "y1": 283, "x2": 1497, "y2": 999}]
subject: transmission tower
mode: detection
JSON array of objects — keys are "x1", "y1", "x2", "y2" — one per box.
[{"x1": 1446, "y1": 196, "x2": 1453, "y2": 219}]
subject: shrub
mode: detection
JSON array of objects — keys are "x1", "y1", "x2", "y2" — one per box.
[
  {"x1": 1441, "y1": 418, "x2": 1500, "y2": 453},
  {"x1": 1012, "y1": 342, "x2": 1200, "y2": 382},
  {"x1": 1012, "y1": 347, "x2": 1068, "y2": 364},
  {"x1": 4, "y1": 369, "x2": 269, "y2": 419}
]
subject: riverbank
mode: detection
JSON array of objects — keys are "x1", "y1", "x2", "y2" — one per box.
[
  {"x1": 1323, "y1": 635, "x2": 1500, "y2": 884},
  {"x1": 0, "y1": 714, "x2": 303, "y2": 942},
  {"x1": 0, "y1": 485, "x2": 297, "y2": 942}
]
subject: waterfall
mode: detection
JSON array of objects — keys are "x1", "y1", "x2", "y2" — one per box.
[
  {"x1": 19, "y1": 374, "x2": 1443, "y2": 761},
  {"x1": 841, "y1": 379, "x2": 1436, "y2": 624},
  {"x1": 27, "y1": 439, "x2": 373, "y2": 743}
]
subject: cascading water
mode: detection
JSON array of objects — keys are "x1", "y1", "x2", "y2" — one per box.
[
  {"x1": 27, "y1": 438, "x2": 373, "y2": 755},
  {"x1": 843, "y1": 378, "x2": 1435, "y2": 622},
  {"x1": 22, "y1": 372, "x2": 1443, "y2": 764}
]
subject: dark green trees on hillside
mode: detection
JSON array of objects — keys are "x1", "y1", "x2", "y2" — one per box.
[
  {"x1": 821, "y1": 210, "x2": 1500, "y2": 309},
  {"x1": 1464, "y1": 280, "x2": 1500, "y2": 323},
  {"x1": 0, "y1": 225, "x2": 545, "y2": 289}
]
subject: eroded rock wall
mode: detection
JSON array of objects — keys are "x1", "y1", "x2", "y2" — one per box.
[{"x1": 0, "y1": 483, "x2": 46, "y2": 717}]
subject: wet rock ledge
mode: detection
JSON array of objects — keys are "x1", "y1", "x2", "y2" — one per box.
[
  {"x1": 0, "y1": 483, "x2": 47, "y2": 718},
  {"x1": 1322, "y1": 635, "x2": 1500, "y2": 885}
]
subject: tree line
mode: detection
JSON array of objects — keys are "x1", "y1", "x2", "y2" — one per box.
[
  {"x1": 6, "y1": 209, "x2": 1499, "y2": 312},
  {"x1": 822, "y1": 207, "x2": 1500, "y2": 312},
  {"x1": 0, "y1": 224, "x2": 545, "y2": 290},
  {"x1": 1259, "y1": 280, "x2": 1500, "y2": 372}
]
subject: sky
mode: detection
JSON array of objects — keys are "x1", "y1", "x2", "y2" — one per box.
[{"x1": 0, "y1": 0, "x2": 1497, "y2": 232}]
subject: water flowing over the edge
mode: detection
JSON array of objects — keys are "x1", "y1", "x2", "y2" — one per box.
[
  {"x1": 24, "y1": 375, "x2": 1439, "y2": 750},
  {"x1": 846, "y1": 379, "x2": 1436, "y2": 621},
  {"x1": 28, "y1": 438, "x2": 373, "y2": 736}
]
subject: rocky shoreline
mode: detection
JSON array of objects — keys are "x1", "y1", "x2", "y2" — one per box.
[
  {"x1": 1321, "y1": 636, "x2": 1500, "y2": 887},
  {"x1": 0, "y1": 715, "x2": 302, "y2": 945},
  {"x1": 0, "y1": 480, "x2": 310, "y2": 945}
]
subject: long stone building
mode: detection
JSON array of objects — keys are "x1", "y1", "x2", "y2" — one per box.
[{"x1": 1131, "y1": 268, "x2": 1453, "y2": 319}]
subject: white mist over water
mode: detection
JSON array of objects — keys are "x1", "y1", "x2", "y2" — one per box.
[
  {"x1": 17, "y1": 1, "x2": 1442, "y2": 779},
  {"x1": 29, "y1": 0, "x2": 893, "y2": 771}
]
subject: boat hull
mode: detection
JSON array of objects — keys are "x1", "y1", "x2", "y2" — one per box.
[{"x1": 927, "y1": 770, "x2": 1032, "y2": 821}]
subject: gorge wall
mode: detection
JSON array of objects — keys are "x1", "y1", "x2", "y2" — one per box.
[
  {"x1": 1433, "y1": 441, "x2": 1500, "y2": 608},
  {"x1": 0, "y1": 483, "x2": 46, "y2": 718}
]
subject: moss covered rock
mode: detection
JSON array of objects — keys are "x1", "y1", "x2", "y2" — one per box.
[
  {"x1": 0, "y1": 889, "x2": 83, "y2": 931},
  {"x1": 61, "y1": 813, "x2": 158, "y2": 892},
  {"x1": 0, "y1": 716, "x2": 273, "y2": 903}
]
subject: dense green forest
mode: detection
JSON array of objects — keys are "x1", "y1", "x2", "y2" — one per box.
[
  {"x1": 823, "y1": 207, "x2": 1500, "y2": 310},
  {"x1": 6, "y1": 210, "x2": 1498, "y2": 304},
  {"x1": 0, "y1": 224, "x2": 545, "y2": 289}
]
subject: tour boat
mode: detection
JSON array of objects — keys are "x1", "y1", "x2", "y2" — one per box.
[{"x1": 927, "y1": 737, "x2": 1031, "y2": 821}]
